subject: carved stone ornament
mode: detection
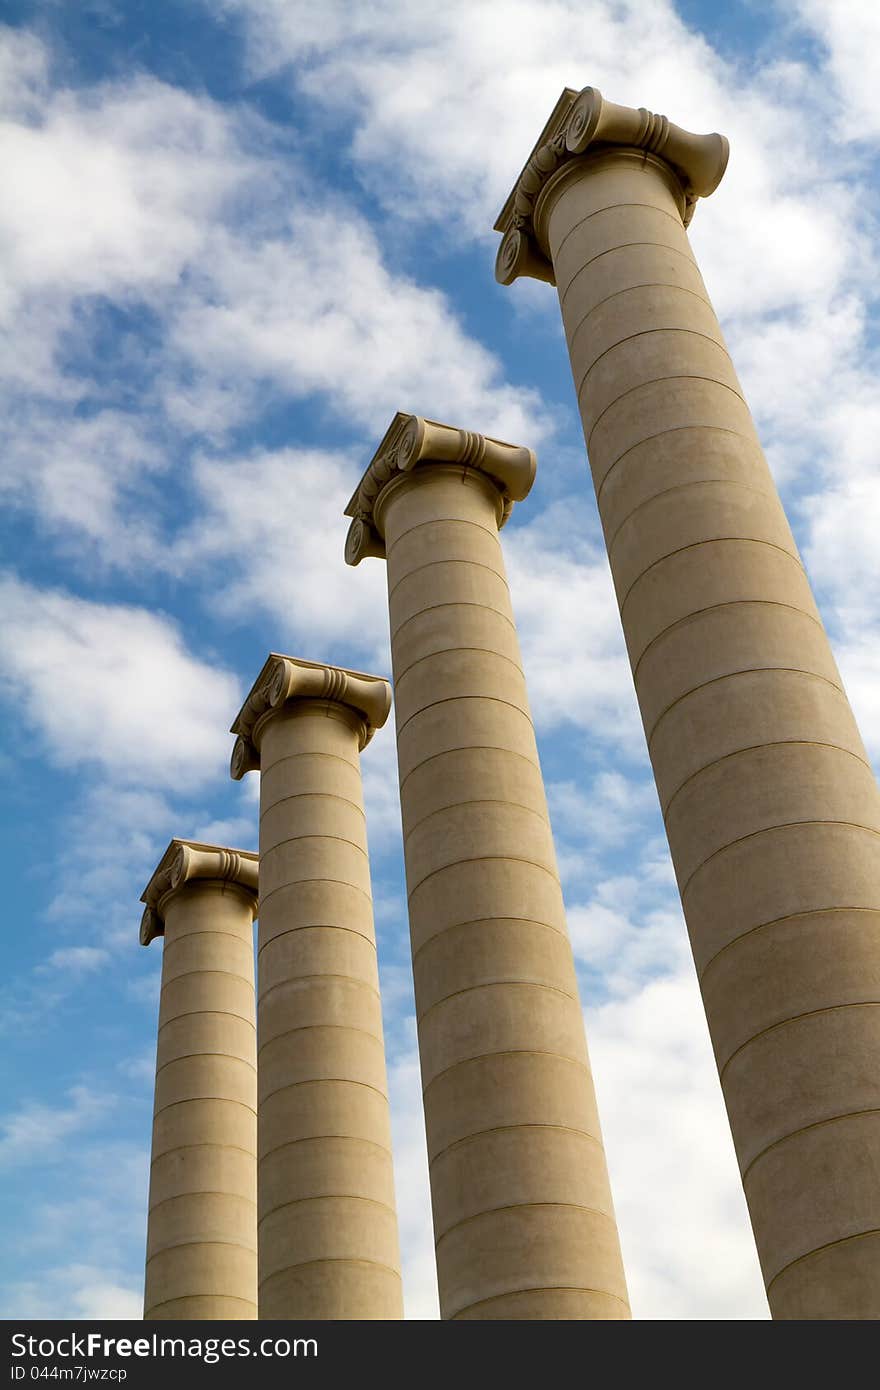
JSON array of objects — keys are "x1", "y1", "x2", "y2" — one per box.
[
  {"x1": 494, "y1": 85, "x2": 730, "y2": 286},
  {"x1": 344, "y1": 412, "x2": 537, "y2": 566},
  {"x1": 229, "y1": 653, "x2": 392, "y2": 776},
  {"x1": 139, "y1": 838, "x2": 259, "y2": 945}
]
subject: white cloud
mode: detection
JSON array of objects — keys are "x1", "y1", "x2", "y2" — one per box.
[
  {"x1": 386, "y1": 1037, "x2": 440, "y2": 1320},
  {"x1": 41, "y1": 946, "x2": 110, "y2": 975},
  {"x1": 505, "y1": 517, "x2": 644, "y2": 750},
  {"x1": 1, "y1": 1268, "x2": 142, "y2": 1321},
  {"x1": 0, "y1": 575, "x2": 240, "y2": 787},
  {"x1": 0, "y1": 44, "x2": 257, "y2": 308},
  {"x1": 0, "y1": 1086, "x2": 109, "y2": 1167},
  {"x1": 165, "y1": 210, "x2": 550, "y2": 442},
  {"x1": 589, "y1": 971, "x2": 769, "y2": 1319},
  {"x1": 218, "y1": 0, "x2": 727, "y2": 235},
  {"x1": 0, "y1": 409, "x2": 165, "y2": 566},
  {"x1": 792, "y1": 0, "x2": 880, "y2": 138},
  {"x1": 68, "y1": 1277, "x2": 142, "y2": 1320},
  {"x1": 175, "y1": 446, "x2": 391, "y2": 660},
  {"x1": 567, "y1": 841, "x2": 686, "y2": 999}
]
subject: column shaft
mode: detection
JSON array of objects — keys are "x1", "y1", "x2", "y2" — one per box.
[
  {"x1": 377, "y1": 462, "x2": 629, "y2": 1320},
  {"x1": 255, "y1": 701, "x2": 402, "y2": 1319},
  {"x1": 533, "y1": 146, "x2": 880, "y2": 1318},
  {"x1": 144, "y1": 881, "x2": 257, "y2": 1320}
]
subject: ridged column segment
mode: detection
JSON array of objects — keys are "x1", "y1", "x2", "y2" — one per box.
[
  {"x1": 140, "y1": 840, "x2": 259, "y2": 1320},
  {"x1": 495, "y1": 85, "x2": 880, "y2": 1319},
  {"x1": 345, "y1": 415, "x2": 630, "y2": 1321},
  {"x1": 231, "y1": 655, "x2": 402, "y2": 1320}
]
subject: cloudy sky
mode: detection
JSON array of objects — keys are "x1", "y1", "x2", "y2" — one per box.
[{"x1": 1, "y1": 0, "x2": 878, "y2": 1321}]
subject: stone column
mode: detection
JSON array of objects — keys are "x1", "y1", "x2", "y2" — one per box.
[
  {"x1": 344, "y1": 414, "x2": 630, "y2": 1321},
  {"x1": 231, "y1": 655, "x2": 403, "y2": 1320},
  {"x1": 495, "y1": 86, "x2": 880, "y2": 1319},
  {"x1": 140, "y1": 839, "x2": 258, "y2": 1321}
]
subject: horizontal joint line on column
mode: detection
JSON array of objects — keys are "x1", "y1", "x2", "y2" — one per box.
[
  {"x1": 257, "y1": 879, "x2": 373, "y2": 913},
  {"x1": 260, "y1": 1077, "x2": 389, "y2": 1106},
  {"x1": 586, "y1": 375, "x2": 748, "y2": 452},
  {"x1": 620, "y1": 536, "x2": 805, "y2": 616},
  {"x1": 260, "y1": 1257, "x2": 401, "y2": 1284},
  {"x1": 568, "y1": 281, "x2": 714, "y2": 355},
  {"x1": 388, "y1": 556, "x2": 509, "y2": 605},
  {"x1": 606, "y1": 476, "x2": 778, "y2": 555},
  {"x1": 397, "y1": 694, "x2": 534, "y2": 744},
  {"x1": 155, "y1": 1052, "x2": 256, "y2": 1078},
  {"x1": 698, "y1": 906, "x2": 880, "y2": 983},
  {"x1": 386, "y1": 514, "x2": 497, "y2": 561},
  {"x1": 158, "y1": 1011, "x2": 256, "y2": 1036},
  {"x1": 662, "y1": 740, "x2": 873, "y2": 821},
  {"x1": 260, "y1": 1134, "x2": 393, "y2": 1165},
  {"x1": 743, "y1": 1109, "x2": 880, "y2": 1185},
  {"x1": 412, "y1": 917, "x2": 568, "y2": 967},
  {"x1": 258, "y1": 924, "x2": 376, "y2": 958},
  {"x1": 404, "y1": 797, "x2": 551, "y2": 846},
  {"x1": 434, "y1": 1201, "x2": 614, "y2": 1249},
  {"x1": 260, "y1": 791, "x2": 365, "y2": 824},
  {"x1": 258, "y1": 974, "x2": 380, "y2": 1008},
  {"x1": 391, "y1": 601, "x2": 517, "y2": 647},
  {"x1": 151, "y1": 1141, "x2": 256, "y2": 1168},
  {"x1": 647, "y1": 666, "x2": 845, "y2": 748},
  {"x1": 632, "y1": 600, "x2": 827, "y2": 685},
  {"x1": 258, "y1": 1022, "x2": 383, "y2": 1056},
  {"x1": 145, "y1": 1295, "x2": 256, "y2": 1317},
  {"x1": 146, "y1": 1237, "x2": 256, "y2": 1264},
  {"x1": 719, "y1": 1004, "x2": 880, "y2": 1083},
  {"x1": 764, "y1": 1227, "x2": 880, "y2": 1297},
  {"x1": 559, "y1": 238, "x2": 696, "y2": 311},
  {"x1": 451, "y1": 1285, "x2": 630, "y2": 1318},
  {"x1": 394, "y1": 645, "x2": 525, "y2": 690},
  {"x1": 423, "y1": 1049, "x2": 591, "y2": 1096},
  {"x1": 153, "y1": 1097, "x2": 257, "y2": 1120},
  {"x1": 263, "y1": 750, "x2": 359, "y2": 777},
  {"x1": 258, "y1": 1193, "x2": 397, "y2": 1227},
  {"x1": 162, "y1": 929, "x2": 252, "y2": 953},
  {"x1": 160, "y1": 969, "x2": 254, "y2": 993},
  {"x1": 681, "y1": 820, "x2": 880, "y2": 899},
  {"x1": 408, "y1": 853, "x2": 559, "y2": 900},
  {"x1": 400, "y1": 744, "x2": 540, "y2": 795},
  {"x1": 417, "y1": 978, "x2": 579, "y2": 1026},
  {"x1": 596, "y1": 424, "x2": 761, "y2": 509},
  {"x1": 554, "y1": 199, "x2": 686, "y2": 265},
  {"x1": 260, "y1": 832, "x2": 368, "y2": 860},
  {"x1": 577, "y1": 326, "x2": 730, "y2": 400},
  {"x1": 430, "y1": 1122, "x2": 603, "y2": 1167},
  {"x1": 148, "y1": 1190, "x2": 256, "y2": 1218}
]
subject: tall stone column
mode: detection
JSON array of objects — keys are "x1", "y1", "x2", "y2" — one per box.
[
  {"x1": 344, "y1": 414, "x2": 630, "y2": 1321},
  {"x1": 495, "y1": 86, "x2": 880, "y2": 1319},
  {"x1": 140, "y1": 839, "x2": 258, "y2": 1321},
  {"x1": 231, "y1": 655, "x2": 403, "y2": 1320}
]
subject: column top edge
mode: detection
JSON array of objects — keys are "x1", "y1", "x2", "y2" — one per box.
[
  {"x1": 140, "y1": 839, "x2": 259, "y2": 945},
  {"x1": 494, "y1": 85, "x2": 729, "y2": 285},
  {"x1": 230, "y1": 653, "x2": 392, "y2": 778},
  {"x1": 343, "y1": 411, "x2": 536, "y2": 567}
]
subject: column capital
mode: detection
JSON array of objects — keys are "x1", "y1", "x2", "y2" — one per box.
[
  {"x1": 230, "y1": 653, "x2": 392, "y2": 778},
  {"x1": 344, "y1": 411, "x2": 536, "y2": 566},
  {"x1": 494, "y1": 85, "x2": 729, "y2": 286},
  {"x1": 139, "y1": 839, "x2": 258, "y2": 945}
]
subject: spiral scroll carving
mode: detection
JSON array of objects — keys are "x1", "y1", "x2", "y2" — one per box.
[{"x1": 494, "y1": 85, "x2": 729, "y2": 283}]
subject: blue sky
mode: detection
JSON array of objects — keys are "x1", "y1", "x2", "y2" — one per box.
[{"x1": 1, "y1": 0, "x2": 878, "y2": 1320}]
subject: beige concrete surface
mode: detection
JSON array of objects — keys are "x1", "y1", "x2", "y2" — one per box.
[
  {"x1": 494, "y1": 85, "x2": 880, "y2": 1319},
  {"x1": 345, "y1": 414, "x2": 630, "y2": 1321},
  {"x1": 231, "y1": 655, "x2": 403, "y2": 1320},
  {"x1": 140, "y1": 840, "x2": 259, "y2": 1321}
]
